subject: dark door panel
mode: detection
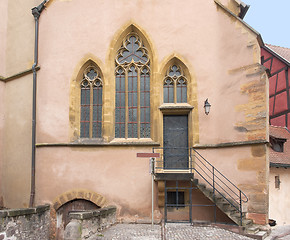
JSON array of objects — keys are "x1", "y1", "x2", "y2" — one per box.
[{"x1": 163, "y1": 115, "x2": 188, "y2": 169}]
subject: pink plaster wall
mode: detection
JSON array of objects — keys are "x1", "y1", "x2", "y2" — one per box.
[
  {"x1": 0, "y1": 0, "x2": 268, "y2": 220},
  {"x1": 30, "y1": 0, "x2": 267, "y2": 219},
  {"x1": 2, "y1": 77, "x2": 33, "y2": 208},
  {"x1": 5, "y1": 0, "x2": 35, "y2": 76},
  {"x1": 0, "y1": 0, "x2": 8, "y2": 76},
  {"x1": 36, "y1": 147, "x2": 154, "y2": 218},
  {"x1": 196, "y1": 147, "x2": 256, "y2": 186},
  {"x1": 37, "y1": 0, "x2": 259, "y2": 145}
]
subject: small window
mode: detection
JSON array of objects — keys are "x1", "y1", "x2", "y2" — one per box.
[
  {"x1": 164, "y1": 65, "x2": 187, "y2": 103},
  {"x1": 275, "y1": 175, "x2": 280, "y2": 189},
  {"x1": 270, "y1": 136, "x2": 286, "y2": 152},
  {"x1": 167, "y1": 191, "x2": 185, "y2": 208},
  {"x1": 80, "y1": 66, "x2": 103, "y2": 138}
]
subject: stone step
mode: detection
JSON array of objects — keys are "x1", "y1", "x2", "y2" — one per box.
[
  {"x1": 224, "y1": 210, "x2": 245, "y2": 219},
  {"x1": 254, "y1": 231, "x2": 268, "y2": 240},
  {"x1": 197, "y1": 183, "x2": 206, "y2": 190},
  {"x1": 245, "y1": 225, "x2": 260, "y2": 234},
  {"x1": 241, "y1": 219, "x2": 253, "y2": 227}
]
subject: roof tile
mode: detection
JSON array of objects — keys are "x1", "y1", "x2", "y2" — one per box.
[{"x1": 266, "y1": 44, "x2": 290, "y2": 63}]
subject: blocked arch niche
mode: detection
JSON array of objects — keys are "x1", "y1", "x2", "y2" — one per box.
[{"x1": 52, "y1": 189, "x2": 107, "y2": 211}]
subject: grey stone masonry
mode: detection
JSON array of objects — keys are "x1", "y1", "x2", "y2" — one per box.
[
  {"x1": 64, "y1": 206, "x2": 117, "y2": 240},
  {"x1": 0, "y1": 204, "x2": 50, "y2": 240}
]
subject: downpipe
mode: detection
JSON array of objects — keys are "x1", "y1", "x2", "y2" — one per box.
[{"x1": 29, "y1": 0, "x2": 48, "y2": 208}]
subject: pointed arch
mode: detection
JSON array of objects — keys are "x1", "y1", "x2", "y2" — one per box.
[
  {"x1": 159, "y1": 54, "x2": 200, "y2": 146},
  {"x1": 69, "y1": 57, "x2": 104, "y2": 141},
  {"x1": 163, "y1": 64, "x2": 188, "y2": 103},
  {"x1": 160, "y1": 55, "x2": 197, "y2": 106},
  {"x1": 108, "y1": 23, "x2": 156, "y2": 139}
]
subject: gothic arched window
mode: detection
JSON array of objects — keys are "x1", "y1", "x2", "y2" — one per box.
[
  {"x1": 80, "y1": 66, "x2": 103, "y2": 138},
  {"x1": 163, "y1": 65, "x2": 187, "y2": 103},
  {"x1": 115, "y1": 32, "x2": 150, "y2": 138}
]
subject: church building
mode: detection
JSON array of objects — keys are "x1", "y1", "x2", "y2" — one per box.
[{"x1": 0, "y1": 0, "x2": 270, "y2": 238}]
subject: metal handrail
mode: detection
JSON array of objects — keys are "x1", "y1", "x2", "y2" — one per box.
[
  {"x1": 192, "y1": 148, "x2": 248, "y2": 226},
  {"x1": 192, "y1": 148, "x2": 248, "y2": 203},
  {"x1": 152, "y1": 147, "x2": 248, "y2": 225}
]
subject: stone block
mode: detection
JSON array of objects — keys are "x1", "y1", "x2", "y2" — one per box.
[
  {"x1": 64, "y1": 220, "x2": 82, "y2": 240},
  {"x1": 247, "y1": 213, "x2": 267, "y2": 225},
  {"x1": 35, "y1": 204, "x2": 50, "y2": 213},
  {"x1": 53, "y1": 201, "x2": 61, "y2": 210},
  {"x1": 0, "y1": 211, "x2": 7, "y2": 218},
  {"x1": 251, "y1": 145, "x2": 266, "y2": 157},
  {"x1": 7, "y1": 208, "x2": 35, "y2": 217}
]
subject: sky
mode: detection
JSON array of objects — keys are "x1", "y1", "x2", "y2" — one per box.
[{"x1": 243, "y1": 0, "x2": 290, "y2": 48}]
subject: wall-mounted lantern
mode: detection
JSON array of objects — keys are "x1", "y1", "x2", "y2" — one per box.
[{"x1": 204, "y1": 99, "x2": 211, "y2": 115}]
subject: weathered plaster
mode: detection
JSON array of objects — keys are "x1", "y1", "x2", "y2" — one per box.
[
  {"x1": 197, "y1": 145, "x2": 268, "y2": 223},
  {"x1": 0, "y1": 0, "x2": 8, "y2": 76},
  {"x1": 2, "y1": 76, "x2": 32, "y2": 208},
  {"x1": 35, "y1": 147, "x2": 155, "y2": 219},
  {"x1": 269, "y1": 168, "x2": 290, "y2": 225},
  {"x1": 6, "y1": 0, "x2": 35, "y2": 76}
]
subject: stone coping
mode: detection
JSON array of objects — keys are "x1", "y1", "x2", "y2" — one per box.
[
  {"x1": 69, "y1": 206, "x2": 116, "y2": 220},
  {"x1": 0, "y1": 204, "x2": 50, "y2": 218}
]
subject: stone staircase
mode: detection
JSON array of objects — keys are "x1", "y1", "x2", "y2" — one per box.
[{"x1": 193, "y1": 177, "x2": 269, "y2": 239}]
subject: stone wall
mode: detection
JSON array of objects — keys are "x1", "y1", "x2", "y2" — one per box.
[
  {"x1": 64, "y1": 206, "x2": 116, "y2": 240},
  {"x1": 0, "y1": 205, "x2": 50, "y2": 240}
]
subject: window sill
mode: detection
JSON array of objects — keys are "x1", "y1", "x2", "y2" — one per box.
[
  {"x1": 36, "y1": 138, "x2": 160, "y2": 147},
  {"x1": 159, "y1": 103, "x2": 194, "y2": 114},
  {"x1": 109, "y1": 138, "x2": 160, "y2": 146}
]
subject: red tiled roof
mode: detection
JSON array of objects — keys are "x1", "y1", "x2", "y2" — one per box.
[
  {"x1": 269, "y1": 125, "x2": 290, "y2": 166},
  {"x1": 266, "y1": 44, "x2": 290, "y2": 63}
]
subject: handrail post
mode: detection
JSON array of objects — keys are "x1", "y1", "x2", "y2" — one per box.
[
  {"x1": 213, "y1": 166, "x2": 216, "y2": 223},
  {"x1": 239, "y1": 190, "x2": 242, "y2": 226},
  {"x1": 190, "y1": 148, "x2": 192, "y2": 174}
]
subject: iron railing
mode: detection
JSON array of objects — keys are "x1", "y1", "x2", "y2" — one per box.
[{"x1": 152, "y1": 147, "x2": 248, "y2": 225}]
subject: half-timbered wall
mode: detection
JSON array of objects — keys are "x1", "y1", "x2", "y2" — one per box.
[{"x1": 261, "y1": 46, "x2": 290, "y2": 127}]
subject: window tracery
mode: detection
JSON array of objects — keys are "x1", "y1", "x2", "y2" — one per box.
[
  {"x1": 115, "y1": 33, "x2": 150, "y2": 138},
  {"x1": 164, "y1": 64, "x2": 187, "y2": 103}
]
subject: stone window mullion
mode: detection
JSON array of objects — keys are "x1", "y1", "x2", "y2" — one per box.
[
  {"x1": 125, "y1": 68, "x2": 129, "y2": 139},
  {"x1": 89, "y1": 83, "x2": 94, "y2": 138}
]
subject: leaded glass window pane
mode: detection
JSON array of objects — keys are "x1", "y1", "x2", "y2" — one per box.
[
  {"x1": 163, "y1": 64, "x2": 187, "y2": 104},
  {"x1": 115, "y1": 32, "x2": 150, "y2": 139},
  {"x1": 164, "y1": 78, "x2": 174, "y2": 103},
  {"x1": 92, "y1": 87, "x2": 102, "y2": 138},
  {"x1": 80, "y1": 66, "x2": 103, "y2": 138},
  {"x1": 176, "y1": 78, "x2": 187, "y2": 103},
  {"x1": 80, "y1": 88, "x2": 90, "y2": 138},
  {"x1": 115, "y1": 69, "x2": 126, "y2": 138}
]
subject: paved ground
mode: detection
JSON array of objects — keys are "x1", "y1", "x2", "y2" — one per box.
[
  {"x1": 92, "y1": 223, "x2": 255, "y2": 240},
  {"x1": 265, "y1": 225, "x2": 290, "y2": 240}
]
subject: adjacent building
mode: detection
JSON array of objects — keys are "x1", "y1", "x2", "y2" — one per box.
[{"x1": 262, "y1": 44, "x2": 290, "y2": 225}]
